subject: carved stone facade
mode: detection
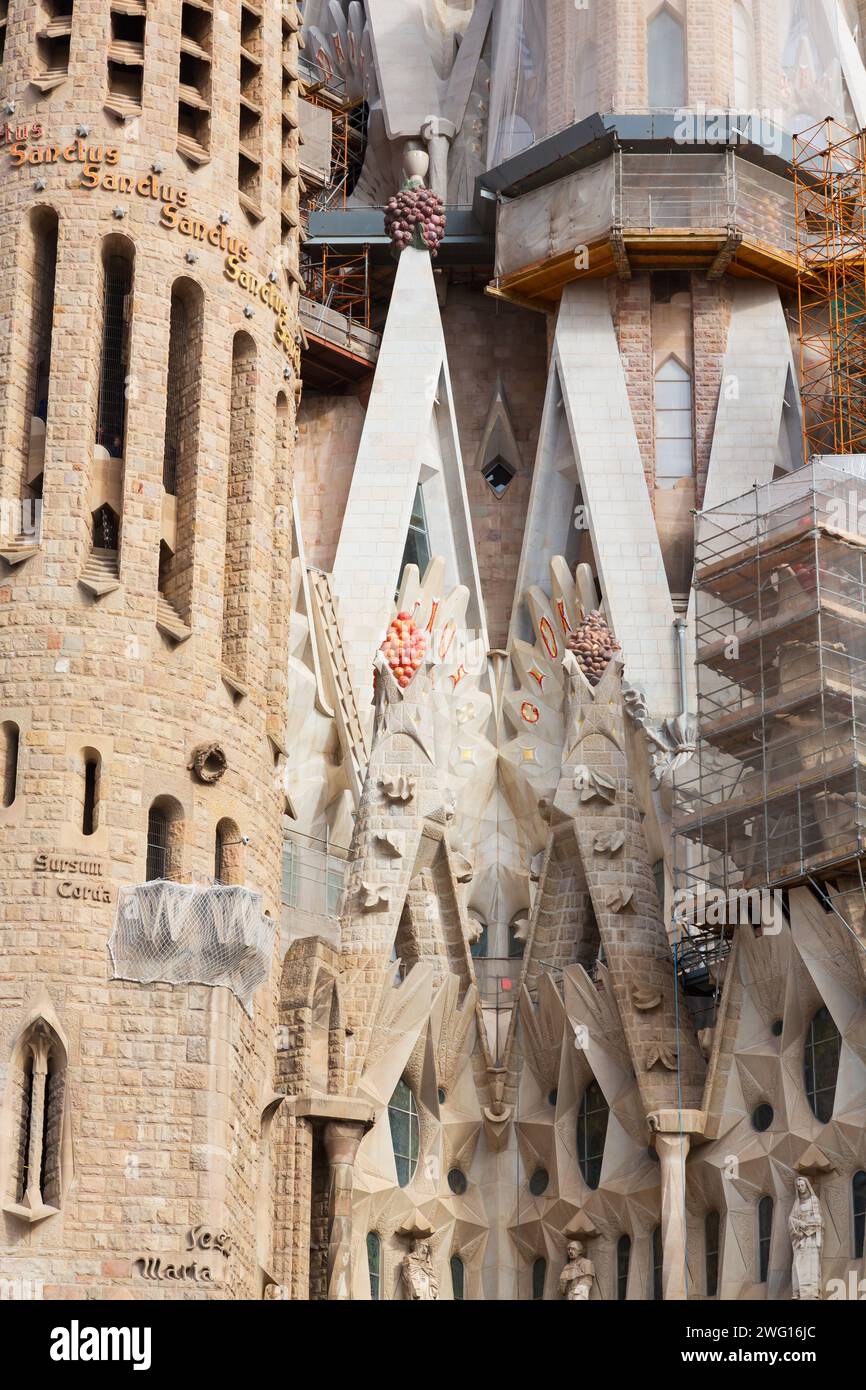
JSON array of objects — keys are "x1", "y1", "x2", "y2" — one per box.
[{"x1": 2, "y1": 0, "x2": 866, "y2": 1307}]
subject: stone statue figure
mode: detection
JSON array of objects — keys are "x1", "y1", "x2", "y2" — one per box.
[
  {"x1": 789, "y1": 1176, "x2": 824, "y2": 1300},
  {"x1": 559, "y1": 1240, "x2": 595, "y2": 1301},
  {"x1": 401, "y1": 1239, "x2": 439, "y2": 1300}
]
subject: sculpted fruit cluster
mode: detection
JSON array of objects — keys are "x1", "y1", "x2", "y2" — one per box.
[
  {"x1": 380, "y1": 612, "x2": 426, "y2": 688},
  {"x1": 566, "y1": 611, "x2": 621, "y2": 685}
]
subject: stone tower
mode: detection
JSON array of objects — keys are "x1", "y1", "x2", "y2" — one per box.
[{"x1": 0, "y1": 2, "x2": 302, "y2": 1298}]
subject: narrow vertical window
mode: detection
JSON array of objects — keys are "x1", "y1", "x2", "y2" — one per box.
[
  {"x1": 11, "y1": 1020, "x2": 67, "y2": 1218},
  {"x1": 238, "y1": 3, "x2": 263, "y2": 217},
  {"x1": 146, "y1": 805, "x2": 168, "y2": 881},
  {"x1": 96, "y1": 244, "x2": 133, "y2": 459},
  {"x1": 159, "y1": 280, "x2": 203, "y2": 629},
  {"x1": 178, "y1": 2, "x2": 212, "y2": 164},
  {"x1": 282, "y1": 838, "x2": 299, "y2": 908},
  {"x1": 0, "y1": 1, "x2": 8, "y2": 70},
  {"x1": 803, "y1": 1005, "x2": 841, "y2": 1122},
  {"x1": 576, "y1": 1079, "x2": 609, "y2": 1190},
  {"x1": 398, "y1": 484, "x2": 431, "y2": 584},
  {"x1": 2, "y1": 720, "x2": 19, "y2": 807},
  {"x1": 852, "y1": 1172, "x2": 866, "y2": 1259},
  {"x1": 387, "y1": 1078, "x2": 419, "y2": 1187},
  {"x1": 23, "y1": 207, "x2": 59, "y2": 504},
  {"x1": 705, "y1": 1210, "x2": 720, "y2": 1297},
  {"x1": 367, "y1": 1232, "x2": 381, "y2": 1300},
  {"x1": 757, "y1": 1196, "x2": 773, "y2": 1283},
  {"x1": 647, "y1": 5, "x2": 686, "y2": 109},
  {"x1": 106, "y1": 2, "x2": 147, "y2": 119},
  {"x1": 531, "y1": 1256, "x2": 546, "y2": 1300},
  {"x1": 654, "y1": 357, "x2": 694, "y2": 486},
  {"x1": 222, "y1": 333, "x2": 257, "y2": 681},
  {"x1": 450, "y1": 1255, "x2": 465, "y2": 1301},
  {"x1": 269, "y1": 393, "x2": 292, "y2": 724},
  {"x1": 616, "y1": 1234, "x2": 631, "y2": 1300},
  {"x1": 652, "y1": 1226, "x2": 663, "y2": 1300},
  {"x1": 34, "y1": 1, "x2": 75, "y2": 91},
  {"x1": 82, "y1": 751, "x2": 99, "y2": 836}
]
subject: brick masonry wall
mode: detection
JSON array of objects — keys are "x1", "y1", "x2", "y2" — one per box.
[
  {"x1": 441, "y1": 286, "x2": 547, "y2": 650},
  {"x1": 0, "y1": 0, "x2": 302, "y2": 1299}
]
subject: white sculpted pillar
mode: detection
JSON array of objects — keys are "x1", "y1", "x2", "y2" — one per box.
[{"x1": 656, "y1": 1132, "x2": 691, "y2": 1300}]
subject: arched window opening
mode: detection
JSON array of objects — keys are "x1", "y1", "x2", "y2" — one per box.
[
  {"x1": 576, "y1": 1079, "x2": 609, "y2": 1189},
  {"x1": 450, "y1": 1255, "x2": 465, "y2": 1300},
  {"x1": 654, "y1": 357, "x2": 694, "y2": 487},
  {"x1": 647, "y1": 5, "x2": 686, "y2": 110},
  {"x1": 0, "y1": 2, "x2": 8, "y2": 70},
  {"x1": 705, "y1": 1210, "x2": 720, "y2": 1297},
  {"x1": 214, "y1": 818, "x2": 242, "y2": 886},
  {"x1": 652, "y1": 1225, "x2": 663, "y2": 1300},
  {"x1": 2, "y1": 720, "x2": 19, "y2": 807},
  {"x1": 531, "y1": 1256, "x2": 546, "y2": 1300},
  {"x1": 223, "y1": 332, "x2": 257, "y2": 680},
  {"x1": 23, "y1": 207, "x2": 59, "y2": 504},
  {"x1": 11, "y1": 1019, "x2": 67, "y2": 1217},
  {"x1": 387, "y1": 1078, "x2": 419, "y2": 1188},
  {"x1": 146, "y1": 797, "x2": 183, "y2": 882},
  {"x1": 397, "y1": 485, "x2": 431, "y2": 589},
  {"x1": 758, "y1": 1196, "x2": 773, "y2": 1283},
  {"x1": 367, "y1": 1232, "x2": 381, "y2": 1300},
  {"x1": 82, "y1": 750, "x2": 100, "y2": 836},
  {"x1": 853, "y1": 1172, "x2": 866, "y2": 1259},
  {"x1": 804, "y1": 1005, "x2": 841, "y2": 1122},
  {"x1": 96, "y1": 246, "x2": 134, "y2": 459},
  {"x1": 617, "y1": 1234, "x2": 631, "y2": 1300}
]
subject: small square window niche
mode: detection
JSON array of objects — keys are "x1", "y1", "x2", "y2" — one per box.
[{"x1": 482, "y1": 455, "x2": 516, "y2": 498}]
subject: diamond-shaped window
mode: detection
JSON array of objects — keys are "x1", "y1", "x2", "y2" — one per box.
[{"x1": 482, "y1": 455, "x2": 515, "y2": 498}]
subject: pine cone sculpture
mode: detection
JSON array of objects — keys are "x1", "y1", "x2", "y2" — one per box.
[{"x1": 566, "y1": 611, "x2": 621, "y2": 686}]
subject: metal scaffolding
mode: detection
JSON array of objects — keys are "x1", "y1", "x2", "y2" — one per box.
[
  {"x1": 794, "y1": 119, "x2": 866, "y2": 461},
  {"x1": 675, "y1": 464, "x2": 866, "y2": 903}
]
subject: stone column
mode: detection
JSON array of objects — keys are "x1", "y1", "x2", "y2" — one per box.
[
  {"x1": 323, "y1": 1119, "x2": 367, "y2": 1301},
  {"x1": 25, "y1": 1037, "x2": 49, "y2": 1209},
  {"x1": 420, "y1": 116, "x2": 456, "y2": 202},
  {"x1": 657, "y1": 1132, "x2": 691, "y2": 1300}
]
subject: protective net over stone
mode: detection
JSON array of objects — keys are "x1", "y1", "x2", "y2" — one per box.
[{"x1": 109, "y1": 881, "x2": 275, "y2": 1016}]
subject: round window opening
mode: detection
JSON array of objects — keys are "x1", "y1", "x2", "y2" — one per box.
[
  {"x1": 771, "y1": 1018, "x2": 783, "y2": 1037},
  {"x1": 437, "y1": 1087, "x2": 447, "y2": 1105},
  {"x1": 752, "y1": 1103, "x2": 774, "y2": 1132},
  {"x1": 529, "y1": 1167, "x2": 549, "y2": 1196},
  {"x1": 447, "y1": 1168, "x2": 468, "y2": 1195}
]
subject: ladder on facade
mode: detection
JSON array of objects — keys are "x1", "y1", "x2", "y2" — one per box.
[{"x1": 307, "y1": 566, "x2": 369, "y2": 802}]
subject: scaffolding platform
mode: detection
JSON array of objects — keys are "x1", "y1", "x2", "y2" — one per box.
[{"x1": 675, "y1": 462, "x2": 866, "y2": 893}]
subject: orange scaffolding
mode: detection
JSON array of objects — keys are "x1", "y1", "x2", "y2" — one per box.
[
  {"x1": 793, "y1": 118, "x2": 866, "y2": 462},
  {"x1": 302, "y1": 245, "x2": 371, "y2": 329},
  {"x1": 299, "y1": 59, "x2": 366, "y2": 212}
]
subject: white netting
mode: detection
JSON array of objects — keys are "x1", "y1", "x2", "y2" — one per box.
[{"x1": 109, "y1": 881, "x2": 276, "y2": 1017}]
